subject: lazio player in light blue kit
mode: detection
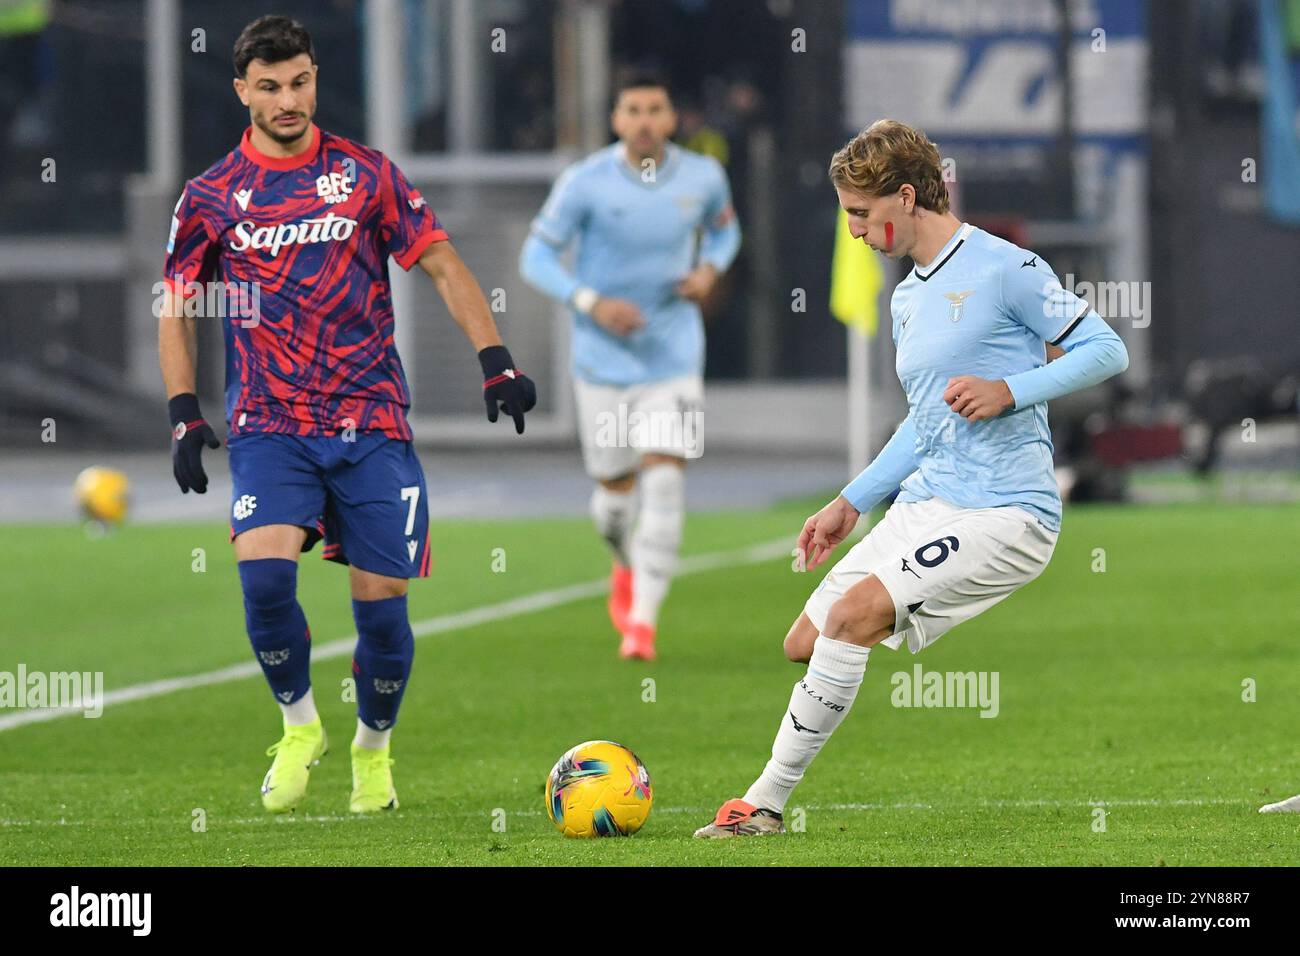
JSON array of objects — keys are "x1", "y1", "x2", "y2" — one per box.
[
  {"x1": 696, "y1": 119, "x2": 1128, "y2": 838},
  {"x1": 520, "y1": 74, "x2": 740, "y2": 661}
]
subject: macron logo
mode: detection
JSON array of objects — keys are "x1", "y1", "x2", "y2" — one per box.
[{"x1": 234, "y1": 189, "x2": 252, "y2": 212}]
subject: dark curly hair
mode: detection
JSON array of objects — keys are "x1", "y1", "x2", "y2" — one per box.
[{"x1": 233, "y1": 15, "x2": 315, "y2": 78}]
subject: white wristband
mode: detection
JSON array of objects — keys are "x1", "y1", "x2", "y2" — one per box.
[{"x1": 570, "y1": 286, "x2": 599, "y2": 315}]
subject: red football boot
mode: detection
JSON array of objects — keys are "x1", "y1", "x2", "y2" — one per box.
[
  {"x1": 607, "y1": 563, "x2": 633, "y2": 635},
  {"x1": 618, "y1": 621, "x2": 657, "y2": 661}
]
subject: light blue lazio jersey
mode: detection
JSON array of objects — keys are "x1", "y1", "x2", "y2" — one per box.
[
  {"x1": 519, "y1": 143, "x2": 741, "y2": 386},
  {"x1": 842, "y1": 223, "x2": 1128, "y2": 532}
]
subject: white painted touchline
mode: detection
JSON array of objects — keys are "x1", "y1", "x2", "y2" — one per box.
[
  {"x1": 0, "y1": 796, "x2": 1257, "y2": 829},
  {"x1": 0, "y1": 535, "x2": 795, "y2": 734}
]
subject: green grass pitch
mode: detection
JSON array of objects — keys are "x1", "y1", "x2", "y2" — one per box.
[{"x1": 1, "y1": 497, "x2": 1298, "y2": 866}]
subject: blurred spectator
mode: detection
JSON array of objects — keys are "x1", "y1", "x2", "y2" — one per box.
[{"x1": 677, "y1": 100, "x2": 728, "y2": 165}]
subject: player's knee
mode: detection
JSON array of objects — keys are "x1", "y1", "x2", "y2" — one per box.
[
  {"x1": 599, "y1": 473, "x2": 637, "y2": 493},
  {"x1": 783, "y1": 631, "x2": 811, "y2": 663},
  {"x1": 825, "y1": 583, "x2": 894, "y2": 645},
  {"x1": 350, "y1": 567, "x2": 408, "y2": 602},
  {"x1": 353, "y1": 594, "x2": 413, "y2": 652},
  {"x1": 783, "y1": 617, "x2": 816, "y2": 663},
  {"x1": 237, "y1": 557, "x2": 298, "y2": 612}
]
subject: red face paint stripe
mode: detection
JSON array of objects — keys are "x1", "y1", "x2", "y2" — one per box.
[{"x1": 884, "y1": 221, "x2": 894, "y2": 251}]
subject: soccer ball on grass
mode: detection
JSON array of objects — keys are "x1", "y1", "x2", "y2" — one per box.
[{"x1": 545, "y1": 740, "x2": 653, "y2": 837}]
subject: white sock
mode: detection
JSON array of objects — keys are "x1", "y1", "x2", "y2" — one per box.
[
  {"x1": 629, "y1": 463, "x2": 684, "y2": 628},
  {"x1": 590, "y1": 484, "x2": 637, "y2": 567},
  {"x1": 279, "y1": 687, "x2": 318, "y2": 726},
  {"x1": 743, "y1": 636, "x2": 870, "y2": 813},
  {"x1": 353, "y1": 718, "x2": 391, "y2": 750}
]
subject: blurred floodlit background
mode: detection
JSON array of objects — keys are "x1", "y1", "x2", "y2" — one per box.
[{"x1": 0, "y1": 0, "x2": 1297, "y2": 523}]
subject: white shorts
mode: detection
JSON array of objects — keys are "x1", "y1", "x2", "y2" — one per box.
[
  {"x1": 574, "y1": 374, "x2": 704, "y2": 480},
  {"x1": 803, "y1": 497, "x2": 1058, "y2": 654}
]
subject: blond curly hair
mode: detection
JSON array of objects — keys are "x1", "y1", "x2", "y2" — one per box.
[{"x1": 828, "y1": 119, "x2": 949, "y2": 214}]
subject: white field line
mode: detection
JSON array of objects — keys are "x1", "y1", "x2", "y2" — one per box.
[
  {"x1": 0, "y1": 536, "x2": 795, "y2": 735},
  {"x1": 0, "y1": 797, "x2": 1259, "y2": 829}
]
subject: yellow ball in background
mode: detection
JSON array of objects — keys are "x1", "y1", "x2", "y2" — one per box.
[{"x1": 73, "y1": 466, "x2": 131, "y2": 525}]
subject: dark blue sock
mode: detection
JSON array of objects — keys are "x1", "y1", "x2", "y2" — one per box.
[
  {"x1": 238, "y1": 558, "x2": 312, "y2": 706},
  {"x1": 352, "y1": 595, "x2": 414, "y2": 731}
]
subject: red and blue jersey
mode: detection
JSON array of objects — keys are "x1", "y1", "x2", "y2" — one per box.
[{"x1": 163, "y1": 123, "x2": 447, "y2": 440}]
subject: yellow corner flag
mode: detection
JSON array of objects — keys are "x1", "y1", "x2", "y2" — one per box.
[{"x1": 830, "y1": 207, "x2": 883, "y2": 335}]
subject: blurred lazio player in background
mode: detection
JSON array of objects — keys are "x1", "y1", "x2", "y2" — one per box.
[{"x1": 520, "y1": 73, "x2": 741, "y2": 661}]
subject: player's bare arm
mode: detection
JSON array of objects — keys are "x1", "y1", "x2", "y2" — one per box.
[
  {"x1": 418, "y1": 239, "x2": 538, "y2": 433},
  {"x1": 417, "y1": 239, "x2": 504, "y2": 350},
  {"x1": 157, "y1": 286, "x2": 197, "y2": 399}
]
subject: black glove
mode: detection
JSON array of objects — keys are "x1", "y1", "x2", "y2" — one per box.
[
  {"x1": 169, "y1": 393, "x2": 220, "y2": 494},
  {"x1": 478, "y1": 345, "x2": 537, "y2": 435}
]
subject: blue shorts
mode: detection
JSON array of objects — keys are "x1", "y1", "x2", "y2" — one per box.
[{"x1": 227, "y1": 432, "x2": 431, "y2": 579}]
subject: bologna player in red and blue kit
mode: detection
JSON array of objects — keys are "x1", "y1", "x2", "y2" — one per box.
[{"x1": 158, "y1": 16, "x2": 536, "y2": 814}]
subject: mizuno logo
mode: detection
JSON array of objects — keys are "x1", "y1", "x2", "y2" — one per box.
[
  {"x1": 1021, "y1": 256, "x2": 1038, "y2": 269},
  {"x1": 234, "y1": 188, "x2": 252, "y2": 212},
  {"x1": 789, "y1": 711, "x2": 820, "y2": 734}
]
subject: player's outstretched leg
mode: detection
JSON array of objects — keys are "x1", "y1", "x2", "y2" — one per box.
[
  {"x1": 695, "y1": 634, "x2": 870, "y2": 837},
  {"x1": 622, "y1": 458, "x2": 685, "y2": 660},
  {"x1": 240, "y1": 557, "x2": 327, "y2": 813},
  {"x1": 1259, "y1": 793, "x2": 1300, "y2": 813},
  {"x1": 349, "y1": 591, "x2": 413, "y2": 813},
  {"x1": 697, "y1": 582, "x2": 892, "y2": 838},
  {"x1": 590, "y1": 481, "x2": 637, "y2": 634}
]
